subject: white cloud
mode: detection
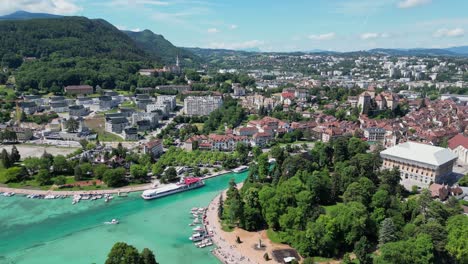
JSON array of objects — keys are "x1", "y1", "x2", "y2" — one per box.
[
  {"x1": 229, "y1": 24, "x2": 238, "y2": 30},
  {"x1": 398, "y1": 0, "x2": 431, "y2": 9},
  {"x1": 105, "y1": 0, "x2": 169, "y2": 6},
  {"x1": 207, "y1": 40, "x2": 265, "y2": 50},
  {"x1": 360, "y1": 32, "x2": 390, "y2": 40},
  {"x1": 433, "y1": 28, "x2": 465, "y2": 38},
  {"x1": 207, "y1": 28, "x2": 219, "y2": 33},
  {"x1": 116, "y1": 25, "x2": 142, "y2": 32},
  {"x1": 0, "y1": 0, "x2": 82, "y2": 15},
  {"x1": 308, "y1": 32, "x2": 336, "y2": 41}
]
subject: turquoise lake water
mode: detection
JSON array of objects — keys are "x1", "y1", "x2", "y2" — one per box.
[{"x1": 0, "y1": 172, "x2": 247, "y2": 264}]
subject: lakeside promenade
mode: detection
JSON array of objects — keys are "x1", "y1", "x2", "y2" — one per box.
[
  {"x1": 205, "y1": 182, "x2": 297, "y2": 264},
  {"x1": 0, "y1": 170, "x2": 233, "y2": 196},
  {"x1": 205, "y1": 183, "x2": 256, "y2": 264}
]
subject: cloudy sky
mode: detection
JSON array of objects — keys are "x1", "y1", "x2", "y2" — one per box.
[{"x1": 1, "y1": 0, "x2": 468, "y2": 51}]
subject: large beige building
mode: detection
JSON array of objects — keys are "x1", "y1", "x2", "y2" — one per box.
[
  {"x1": 184, "y1": 96, "x2": 223, "y2": 116},
  {"x1": 380, "y1": 142, "x2": 458, "y2": 187}
]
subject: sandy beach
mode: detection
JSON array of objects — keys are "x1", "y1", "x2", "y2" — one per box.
[{"x1": 205, "y1": 183, "x2": 297, "y2": 264}]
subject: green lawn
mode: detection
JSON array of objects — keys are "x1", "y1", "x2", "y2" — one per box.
[
  {"x1": 0, "y1": 85, "x2": 15, "y2": 97},
  {"x1": 97, "y1": 131, "x2": 123, "y2": 142},
  {"x1": 221, "y1": 219, "x2": 235, "y2": 232},
  {"x1": 0, "y1": 164, "x2": 8, "y2": 183},
  {"x1": 120, "y1": 101, "x2": 136, "y2": 108},
  {"x1": 312, "y1": 256, "x2": 334, "y2": 262},
  {"x1": 193, "y1": 123, "x2": 204, "y2": 131},
  {"x1": 266, "y1": 228, "x2": 283, "y2": 244}
]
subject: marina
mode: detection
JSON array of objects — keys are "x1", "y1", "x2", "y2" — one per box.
[{"x1": 0, "y1": 170, "x2": 248, "y2": 264}]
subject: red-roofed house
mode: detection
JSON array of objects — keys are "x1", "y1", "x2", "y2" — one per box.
[
  {"x1": 209, "y1": 134, "x2": 250, "y2": 151},
  {"x1": 448, "y1": 134, "x2": 468, "y2": 164},
  {"x1": 281, "y1": 92, "x2": 295, "y2": 105},
  {"x1": 252, "y1": 132, "x2": 274, "y2": 147},
  {"x1": 142, "y1": 139, "x2": 164, "y2": 157}
]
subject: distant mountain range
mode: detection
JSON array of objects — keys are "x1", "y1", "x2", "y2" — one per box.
[
  {"x1": 0, "y1": 10, "x2": 63, "y2": 20},
  {"x1": 0, "y1": 10, "x2": 466, "y2": 60}
]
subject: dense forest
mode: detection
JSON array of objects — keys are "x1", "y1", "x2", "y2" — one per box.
[
  {"x1": 124, "y1": 29, "x2": 199, "y2": 66},
  {"x1": 221, "y1": 137, "x2": 467, "y2": 263},
  {"x1": 0, "y1": 17, "x2": 149, "y2": 62},
  {"x1": 0, "y1": 16, "x2": 202, "y2": 92}
]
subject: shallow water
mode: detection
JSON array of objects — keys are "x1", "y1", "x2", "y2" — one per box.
[{"x1": 0, "y1": 172, "x2": 247, "y2": 264}]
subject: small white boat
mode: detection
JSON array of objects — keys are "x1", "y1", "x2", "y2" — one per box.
[
  {"x1": 44, "y1": 194, "x2": 56, "y2": 199},
  {"x1": 233, "y1": 165, "x2": 248, "y2": 173},
  {"x1": 189, "y1": 232, "x2": 204, "y2": 242},
  {"x1": 3, "y1": 192, "x2": 15, "y2": 197},
  {"x1": 193, "y1": 226, "x2": 204, "y2": 232},
  {"x1": 104, "y1": 219, "x2": 119, "y2": 225}
]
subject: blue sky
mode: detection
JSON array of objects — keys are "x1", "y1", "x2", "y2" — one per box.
[{"x1": 2, "y1": 0, "x2": 468, "y2": 51}]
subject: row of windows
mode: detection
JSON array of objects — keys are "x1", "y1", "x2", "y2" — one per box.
[{"x1": 383, "y1": 161, "x2": 435, "y2": 177}]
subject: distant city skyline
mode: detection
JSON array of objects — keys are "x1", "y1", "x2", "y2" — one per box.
[{"x1": 1, "y1": 0, "x2": 468, "y2": 52}]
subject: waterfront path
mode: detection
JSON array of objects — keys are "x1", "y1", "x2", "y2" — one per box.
[
  {"x1": 205, "y1": 183, "x2": 296, "y2": 264},
  {"x1": 0, "y1": 170, "x2": 234, "y2": 196},
  {"x1": 205, "y1": 183, "x2": 256, "y2": 264},
  {"x1": 0, "y1": 183, "x2": 153, "y2": 196}
]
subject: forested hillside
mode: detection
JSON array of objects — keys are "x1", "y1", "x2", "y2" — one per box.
[
  {"x1": 0, "y1": 16, "x2": 149, "y2": 64},
  {"x1": 124, "y1": 30, "x2": 200, "y2": 66}
]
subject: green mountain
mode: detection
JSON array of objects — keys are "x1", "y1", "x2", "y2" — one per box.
[
  {"x1": 0, "y1": 16, "x2": 149, "y2": 61},
  {"x1": 0, "y1": 10, "x2": 63, "y2": 20},
  {"x1": 124, "y1": 29, "x2": 200, "y2": 66}
]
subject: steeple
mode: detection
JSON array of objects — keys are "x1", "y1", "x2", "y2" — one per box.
[{"x1": 176, "y1": 55, "x2": 180, "y2": 67}]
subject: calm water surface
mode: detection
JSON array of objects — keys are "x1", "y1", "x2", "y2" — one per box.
[{"x1": 0, "y1": 172, "x2": 247, "y2": 264}]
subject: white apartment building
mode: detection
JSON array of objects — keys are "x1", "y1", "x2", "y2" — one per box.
[{"x1": 184, "y1": 96, "x2": 223, "y2": 116}]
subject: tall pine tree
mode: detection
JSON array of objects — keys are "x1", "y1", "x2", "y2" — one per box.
[{"x1": 379, "y1": 218, "x2": 397, "y2": 246}]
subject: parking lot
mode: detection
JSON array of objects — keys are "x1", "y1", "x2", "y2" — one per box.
[{"x1": 0, "y1": 144, "x2": 79, "y2": 160}]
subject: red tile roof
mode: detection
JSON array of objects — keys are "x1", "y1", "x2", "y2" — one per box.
[{"x1": 448, "y1": 134, "x2": 468, "y2": 149}]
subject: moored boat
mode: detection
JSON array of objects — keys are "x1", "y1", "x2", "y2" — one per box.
[
  {"x1": 141, "y1": 177, "x2": 205, "y2": 200},
  {"x1": 232, "y1": 165, "x2": 248, "y2": 173}
]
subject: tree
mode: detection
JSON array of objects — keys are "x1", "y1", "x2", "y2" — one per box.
[
  {"x1": 354, "y1": 236, "x2": 372, "y2": 264},
  {"x1": 218, "y1": 194, "x2": 224, "y2": 219},
  {"x1": 105, "y1": 242, "x2": 141, "y2": 264},
  {"x1": 53, "y1": 155, "x2": 69, "y2": 175},
  {"x1": 130, "y1": 164, "x2": 147, "y2": 182},
  {"x1": 458, "y1": 174, "x2": 468, "y2": 186},
  {"x1": 3, "y1": 166, "x2": 27, "y2": 182},
  {"x1": 379, "y1": 218, "x2": 397, "y2": 246},
  {"x1": 10, "y1": 145, "x2": 21, "y2": 163},
  {"x1": 36, "y1": 169, "x2": 51, "y2": 185},
  {"x1": 93, "y1": 164, "x2": 108, "y2": 180},
  {"x1": 103, "y1": 168, "x2": 126, "y2": 187},
  {"x1": 162, "y1": 167, "x2": 177, "y2": 183},
  {"x1": 446, "y1": 215, "x2": 468, "y2": 263},
  {"x1": 139, "y1": 248, "x2": 158, "y2": 264},
  {"x1": 375, "y1": 234, "x2": 434, "y2": 264},
  {"x1": 74, "y1": 165, "x2": 83, "y2": 181},
  {"x1": 65, "y1": 118, "x2": 80, "y2": 133},
  {"x1": 1, "y1": 149, "x2": 12, "y2": 168},
  {"x1": 54, "y1": 175, "x2": 66, "y2": 185},
  {"x1": 343, "y1": 177, "x2": 375, "y2": 207}
]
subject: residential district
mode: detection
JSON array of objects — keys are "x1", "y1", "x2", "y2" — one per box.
[{"x1": 1, "y1": 52, "x2": 468, "y2": 264}]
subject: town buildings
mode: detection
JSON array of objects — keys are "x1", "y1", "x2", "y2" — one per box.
[
  {"x1": 380, "y1": 142, "x2": 458, "y2": 188},
  {"x1": 64, "y1": 85, "x2": 93, "y2": 95},
  {"x1": 448, "y1": 134, "x2": 468, "y2": 164},
  {"x1": 142, "y1": 140, "x2": 164, "y2": 157},
  {"x1": 184, "y1": 96, "x2": 223, "y2": 116}
]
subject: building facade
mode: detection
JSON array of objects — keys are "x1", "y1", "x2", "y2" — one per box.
[
  {"x1": 184, "y1": 96, "x2": 223, "y2": 116},
  {"x1": 380, "y1": 142, "x2": 458, "y2": 188}
]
